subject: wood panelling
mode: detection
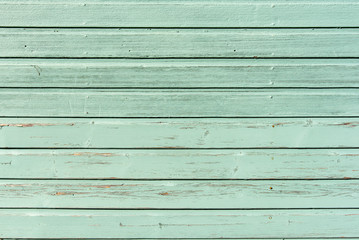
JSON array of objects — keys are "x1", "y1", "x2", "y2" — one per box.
[
  {"x1": 0, "y1": 0, "x2": 357, "y2": 238},
  {"x1": 1, "y1": 89, "x2": 359, "y2": 117},
  {"x1": 0, "y1": 210, "x2": 358, "y2": 238},
  {"x1": 0, "y1": 149, "x2": 357, "y2": 179},
  {"x1": 1, "y1": 1, "x2": 358, "y2": 27},
  {"x1": 1, "y1": 29, "x2": 358, "y2": 58},
  {"x1": 0, "y1": 118, "x2": 358, "y2": 148},
  {"x1": 0, "y1": 59, "x2": 358, "y2": 88}
]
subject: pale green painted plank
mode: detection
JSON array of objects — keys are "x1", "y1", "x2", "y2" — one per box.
[
  {"x1": 6, "y1": 239, "x2": 358, "y2": 240},
  {"x1": 1, "y1": 1, "x2": 358, "y2": 27},
  {"x1": 0, "y1": 209, "x2": 358, "y2": 238},
  {"x1": 1, "y1": 59, "x2": 359, "y2": 88},
  {"x1": 0, "y1": 149, "x2": 358, "y2": 179},
  {"x1": 0, "y1": 180, "x2": 358, "y2": 208},
  {"x1": 0, "y1": 118, "x2": 358, "y2": 148},
  {"x1": 1, "y1": 28, "x2": 358, "y2": 58},
  {"x1": 1, "y1": 89, "x2": 359, "y2": 117}
]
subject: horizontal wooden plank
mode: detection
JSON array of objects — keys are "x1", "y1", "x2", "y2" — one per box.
[
  {"x1": 1, "y1": 28, "x2": 358, "y2": 58},
  {"x1": 1, "y1": 1, "x2": 358, "y2": 28},
  {"x1": 0, "y1": 209, "x2": 358, "y2": 238},
  {"x1": 0, "y1": 149, "x2": 358, "y2": 179},
  {"x1": 1, "y1": 59, "x2": 359, "y2": 88},
  {"x1": 0, "y1": 118, "x2": 358, "y2": 148},
  {"x1": 1, "y1": 89, "x2": 359, "y2": 117},
  {"x1": 0, "y1": 180, "x2": 358, "y2": 208},
  {"x1": 5, "y1": 239, "x2": 358, "y2": 240}
]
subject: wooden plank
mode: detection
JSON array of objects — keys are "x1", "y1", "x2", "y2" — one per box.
[
  {"x1": 1, "y1": 1, "x2": 358, "y2": 28},
  {"x1": 0, "y1": 180, "x2": 358, "y2": 208},
  {"x1": 1, "y1": 59, "x2": 359, "y2": 88},
  {"x1": 1, "y1": 89, "x2": 359, "y2": 117},
  {"x1": 1, "y1": 28, "x2": 358, "y2": 58},
  {"x1": 0, "y1": 149, "x2": 358, "y2": 179},
  {"x1": 0, "y1": 118, "x2": 358, "y2": 148},
  {"x1": 5, "y1": 239, "x2": 359, "y2": 240},
  {"x1": 0, "y1": 209, "x2": 358, "y2": 238}
]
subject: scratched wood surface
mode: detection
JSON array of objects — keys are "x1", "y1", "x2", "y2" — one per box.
[
  {"x1": 1, "y1": 1, "x2": 359, "y2": 28},
  {"x1": 1, "y1": 28, "x2": 359, "y2": 58},
  {"x1": 0, "y1": 180, "x2": 358, "y2": 208},
  {"x1": 0, "y1": 210, "x2": 358, "y2": 238},
  {"x1": 1, "y1": 0, "x2": 358, "y2": 239},
  {"x1": 0, "y1": 118, "x2": 358, "y2": 148},
  {"x1": 0, "y1": 59, "x2": 358, "y2": 88},
  {"x1": 2, "y1": 89, "x2": 359, "y2": 117},
  {"x1": 1, "y1": 149, "x2": 358, "y2": 179}
]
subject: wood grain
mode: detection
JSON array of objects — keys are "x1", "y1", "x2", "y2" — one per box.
[
  {"x1": 0, "y1": 209, "x2": 358, "y2": 238},
  {"x1": 1, "y1": 59, "x2": 358, "y2": 88},
  {"x1": 0, "y1": 118, "x2": 358, "y2": 148},
  {"x1": 1, "y1": 1, "x2": 358, "y2": 27},
  {"x1": 1, "y1": 149, "x2": 358, "y2": 179},
  {"x1": 1, "y1": 89, "x2": 359, "y2": 117},
  {"x1": 0, "y1": 180, "x2": 358, "y2": 208},
  {"x1": 1, "y1": 28, "x2": 358, "y2": 58}
]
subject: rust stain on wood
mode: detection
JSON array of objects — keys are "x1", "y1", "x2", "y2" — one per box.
[
  {"x1": 72, "y1": 152, "x2": 114, "y2": 157},
  {"x1": 55, "y1": 192, "x2": 70, "y2": 196},
  {"x1": 330, "y1": 122, "x2": 359, "y2": 127},
  {"x1": 159, "y1": 192, "x2": 170, "y2": 196},
  {"x1": 271, "y1": 122, "x2": 293, "y2": 128}
]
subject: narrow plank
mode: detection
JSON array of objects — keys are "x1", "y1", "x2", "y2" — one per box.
[
  {"x1": 0, "y1": 149, "x2": 358, "y2": 179},
  {"x1": 1, "y1": 28, "x2": 358, "y2": 58},
  {"x1": 1, "y1": 59, "x2": 359, "y2": 88},
  {"x1": 0, "y1": 118, "x2": 358, "y2": 148},
  {"x1": 1, "y1": 89, "x2": 359, "y2": 117},
  {"x1": 0, "y1": 180, "x2": 358, "y2": 208},
  {"x1": 1, "y1": 1, "x2": 358, "y2": 27},
  {"x1": 6, "y1": 239, "x2": 359, "y2": 240},
  {"x1": 0, "y1": 209, "x2": 358, "y2": 238}
]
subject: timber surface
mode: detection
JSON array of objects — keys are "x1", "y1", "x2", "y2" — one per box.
[
  {"x1": 1, "y1": 28, "x2": 359, "y2": 58},
  {"x1": 0, "y1": 149, "x2": 358, "y2": 179},
  {"x1": 0, "y1": 0, "x2": 358, "y2": 239},
  {"x1": 1, "y1": 59, "x2": 359, "y2": 88}
]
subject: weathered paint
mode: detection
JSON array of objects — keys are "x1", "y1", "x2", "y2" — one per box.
[
  {"x1": 1, "y1": 89, "x2": 359, "y2": 117},
  {"x1": 1, "y1": 28, "x2": 359, "y2": 58},
  {"x1": 0, "y1": 149, "x2": 358, "y2": 179},
  {"x1": 0, "y1": 210, "x2": 358, "y2": 238},
  {"x1": 0, "y1": 118, "x2": 358, "y2": 148},
  {"x1": 1, "y1": 1, "x2": 359, "y2": 27},
  {"x1": 0, "y1": 180, "x2": 357, "y2": 208},
  {"x1": 0, "y1": 0, "x2": 357, "y2": 238},
  {"x1": 1, "y1": 59, "x2": 358, "y2": 88}
]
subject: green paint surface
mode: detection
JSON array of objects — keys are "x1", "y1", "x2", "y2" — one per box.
[{"x1": 0, "y1": 1, "x2": 358, "y2": 238}]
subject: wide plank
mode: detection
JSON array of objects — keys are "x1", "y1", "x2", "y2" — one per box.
[
  {"x1": 0, "y1": 209, "x2": 358, "y2": 238},
  {"x1": 0, "y1": 118, "x2": 358, "y2": 148},
  {"x1": 1, "y1": 149, "x2": 358, "y2": 179},
  {"x1": 0, "y1": 1, "x2": 358, "y2": 27},
  {"x1": 1, "y1": 28, "x2": 358, "y2": 58},
  {"x1": 1, "y1": 59, "x2": 359, "y2": 88},
  {"x1": 0, "y1": 149, "x2": 359, "y2": 179},
  {"x1": 0, "y1": 180, "x2": 358, "y2": 208},
  {"x1": 1, "y1": 89, "x2": 359, "y2": 117}
]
